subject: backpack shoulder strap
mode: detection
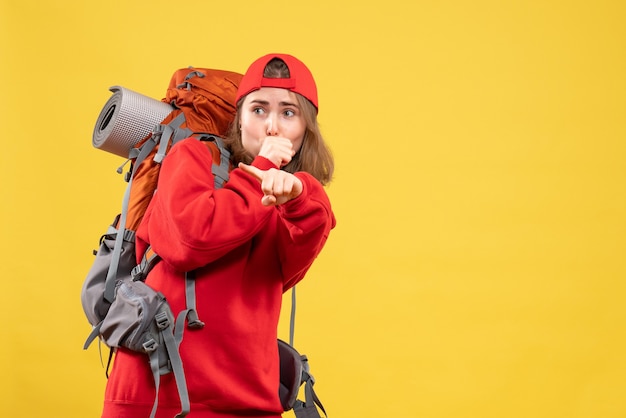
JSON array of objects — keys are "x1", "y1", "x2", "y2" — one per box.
[
  {"x1": 131, "y1": 246, "x2": 160, "y2": 282},
  {"x1": 289, "y1": 286, "x2": 297, "y2": 346},
  {"x1": 194, "y1": 134, "x2": 230, "y2": 189},
  {"x1": 211, "y1": 136, "x2": 230, "y2": 189}
]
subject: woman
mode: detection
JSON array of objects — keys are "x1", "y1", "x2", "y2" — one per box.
[{"x1": 101, "y1": 53, "x2": 336, "y2": 418}]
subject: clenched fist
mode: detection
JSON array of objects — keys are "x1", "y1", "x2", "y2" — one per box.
[{"x1": 238, "y1": 162, "x2": 303, "y2": 206}]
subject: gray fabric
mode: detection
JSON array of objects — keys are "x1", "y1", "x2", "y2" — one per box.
[
  {"x1": 293, "y1": 363, "x2": 326, "y2": 418},
  {"x1": 81, "y1": 220, "x2": 136, "y2": 328},
  {"x1": 278, "y1": 339, "x2": 303, "y2": 411},
  {"x1": 278, "y1": 340, "x2": 326, "y2": 417},
  {"x1": 100, "y1": 281, "x2": 170, "y2": 351},
  {"x1": 82, "y1": 231, "x2": 189, "y2": 417}
]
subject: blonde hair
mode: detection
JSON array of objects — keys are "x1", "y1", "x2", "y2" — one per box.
[{"x1": 224, "y1": 59, "x2": 334, "y2": 185}]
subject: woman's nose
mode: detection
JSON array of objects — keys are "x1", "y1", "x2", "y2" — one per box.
[{"x1": 266, "y1": 115, "x2": 279, "y2": 136}]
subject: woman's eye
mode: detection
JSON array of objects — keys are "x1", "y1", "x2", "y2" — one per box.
[
  {"x1": 284, "y1": 109, "x2": 295, "y2": 117},
  {"x1": 253, "y1": 107, "x2": 265, "y2": 115}
]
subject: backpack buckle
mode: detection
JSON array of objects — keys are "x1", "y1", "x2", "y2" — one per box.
[
  {"x1": 130, "y1": 264, "x2": 144, "y2": 281},
  {"x1": 155, "y1": 311, "x2": 170, "y2": 330},
  {"x1": 142, "y1": 338, "x2": 158, "y2": 352}
]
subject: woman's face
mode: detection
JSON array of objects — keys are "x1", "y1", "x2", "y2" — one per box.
[{"x1": 239, "y1": 87, "x2": 306, "y2": 158}]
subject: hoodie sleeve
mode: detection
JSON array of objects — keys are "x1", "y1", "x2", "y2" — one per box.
[{"x1": 141, "y1": 138, "x2": 276, "y2": 271}]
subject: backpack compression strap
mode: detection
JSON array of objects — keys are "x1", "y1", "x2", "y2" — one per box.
[
  {"x1": 103, "y1": 135, "x2": 160, "y2": 303},
  {"x1": 293, "y1": 350, "x2": 327, "y2": 418},
  {"x1": 293, "y1": 372, "x2": 327, "y2": 418},
  {"x1": 144, "y1": 308, "x2": 190, "y2": 418},
  {"x1": 153, "y1": 112, "x2": 191, "y2": 164}
]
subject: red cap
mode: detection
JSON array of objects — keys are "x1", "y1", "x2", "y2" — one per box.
[{"x1": 235, "y1": 53, "x2": 318, "y2": 110}]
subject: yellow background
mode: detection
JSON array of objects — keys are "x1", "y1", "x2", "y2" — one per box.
[{"x1": 1, "y1": 0, "x2": 625, "y2": 417}]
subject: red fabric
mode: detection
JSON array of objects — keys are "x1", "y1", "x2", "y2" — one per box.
[
  {"x1": 102, "y1": 138, "x2": 335, "y2": 417},
  {"x1": 235, "y1": 54, "x2": 318, "y2": 110}
]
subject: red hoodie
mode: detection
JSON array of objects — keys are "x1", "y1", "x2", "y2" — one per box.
[{"x1": 102, "y1": 138, "x2": 336, "y2": 418}]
